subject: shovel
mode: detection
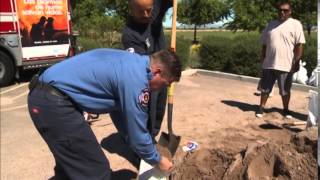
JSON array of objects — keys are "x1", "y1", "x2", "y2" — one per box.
[
  {"x1": 158, "y1": 84, "x2": 181, "y2": 157},
  {"x1": 158, "y1": 0, "x2": 180, "y2": 157}
]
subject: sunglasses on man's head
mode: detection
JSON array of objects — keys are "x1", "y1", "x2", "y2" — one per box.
[{"x1": 278, "y1": 8, "x2": 290, "y2": 13}]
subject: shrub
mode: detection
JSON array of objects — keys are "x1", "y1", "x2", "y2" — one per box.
[
  {"x1": 228, "y1": 34, "x2": 261, "y2": 77},
  {"x1": 199, "y1": 32, "x2": 317, "y2": 77},
  {"x1": 302, "y1": 36, "x2": 317, "y2": 77},
  {"x1": 199, "y1": 35, "x2": 232, "y2": 71},
  {"x1": 189, "y1": 44, "x2": 201, "y2": 68},
  {"x1": 77, "y1": 36, "x2": 123, "y2": 52},
  {"x1": 166, "y1": 35, "x2": 191, "y2": 70},
  {"x1": 77, "y1": 37, "x2": 104, "y2": 52}
]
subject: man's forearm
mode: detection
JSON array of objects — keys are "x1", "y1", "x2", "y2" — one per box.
[
  {"x1": 293, "y1": 44, "x2": 303, "y2": 63},
  {"x1": 291, "y1": 44, "x2": 303, "y2": 72}
]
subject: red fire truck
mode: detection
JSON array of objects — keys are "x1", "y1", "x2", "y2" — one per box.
[{"x1": 0, "y1": 0, "x2": 76, "y2": 86}]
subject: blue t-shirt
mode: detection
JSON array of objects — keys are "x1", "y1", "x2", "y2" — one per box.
[{"x1": 40, "y1": 48, "x2": 160, "y2": 165}]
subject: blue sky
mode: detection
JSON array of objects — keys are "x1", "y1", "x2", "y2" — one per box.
[{"x1": 163, "y1": 8, "x2": 181, "y2": 27}]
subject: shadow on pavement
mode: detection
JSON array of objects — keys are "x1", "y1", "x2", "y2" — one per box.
[
  {"x1": 259, "y1": 123, "x2": 303, "y2": 133},
  {"x1": 1, "y1": 69, "x2": 40, "y2": 88},
  {"x1": 18, "y1": 68, "x2": 44, "y2": 83},
  {"x1": 101, "y1": 133, "x2": 140, "y2": 169},
  {"x1": 221, "y1": 100, "x2": 308, "y2": 121},
  {"x1": 221, "y1": 100, "x2": 259, "y2": 112},
  {"x1": 259, "y1": 123, "x2": 283, "y2": 130}
]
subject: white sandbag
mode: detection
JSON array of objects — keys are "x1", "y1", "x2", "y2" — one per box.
[
  {"x1": 307, "y1": 90, "x2": 318, "y2": 127},
  {"x1": 293, "y1": 61, "x2": 308, "y2": 85},
  {"x1": 307, "y1": 67, "x2": 320, "y2": 87}
]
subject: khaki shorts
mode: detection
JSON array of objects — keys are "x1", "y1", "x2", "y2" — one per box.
[{"x1": 260, "y1": 69, "x2": 293, "y2": 96}]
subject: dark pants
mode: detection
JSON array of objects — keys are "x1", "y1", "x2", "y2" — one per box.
[
  {"x1": 260, "y1": 69, "x2": 293, "y2": 96},
  {"x1": 148, "y1": 87, "x2": 167, "y2": 138},
  {"x1": 28, "y1": 85, "x2": 110, "y2": 180}
]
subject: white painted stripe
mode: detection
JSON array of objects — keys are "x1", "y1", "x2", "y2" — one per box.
[
  {"x1": 11, "y1": 91, "x2": 29, "y2": 101},
  {"x1": 0, "y1": 12, "x2": 16, "y2": 16},
  {"x1": 22, "y1": 44, "x2": 70, "y2": 59},
  {"x1": 1, "y1": 104, "x2": 27, "y2": 112},
  {"x1": 12, "y1": 0, "x2": 18, "y2": 31},
  {"x1": 0, "y1": 83, "x2": 29, "y2": 95},
  {"x1": 0, "y1": 15, "x2": 17, "y2": 22}
]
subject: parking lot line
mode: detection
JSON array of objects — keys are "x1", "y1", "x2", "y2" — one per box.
[
  {"x1": 11, "y1": 91, "x2": 29, "y2": 101},
  {"x1": 1, "y1": 104, "x2": 27, "y2": 112},
  {"x1": 0, "y1": 83, "x2": 29, "y2": 95}
]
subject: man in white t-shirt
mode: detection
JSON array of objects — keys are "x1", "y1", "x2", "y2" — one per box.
[{"x1": 256, "y1": 1, "x2": 305, "y2": 118}]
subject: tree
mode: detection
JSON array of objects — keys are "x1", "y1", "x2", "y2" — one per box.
[
  {"x1": 71, "y1": 0, "x2": 125, "y2": 47},
  {"x1": 72, "y1": 0, "x2": 107, "y2": 32},
  {"x1": 177, "y1": 0, "x2": 230, "y2": 44},
  {"x1": 72, "y1": 0, "x2": 128, "y2": 34},
  {"x1": 227, "y1": 0, "x2": 317, "y2": 35},
  {"x1": 290, "y1": 0, "x2": 317, "y2": 36},
  {"x1": 226, "y1": 0, "x2": 276, "y2": 32},
  {"x1": 104, "y1": 0, "x2": 129, "y2": 20}
]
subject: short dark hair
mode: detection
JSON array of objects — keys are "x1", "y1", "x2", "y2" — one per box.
[
  {"x1": 151, "y1": 50, "x2": 182, "y2": 82},
  {"x1": 277, "y1": 0, "x2": 291, "y2": 9}
]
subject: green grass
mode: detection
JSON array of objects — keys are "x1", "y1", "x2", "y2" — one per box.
[
  {"x1": 165, "y1": 30, "x2": 317, "y2": 42},
  {"x1": 165, "y1": 30, "x2": 259, "y2": 42}
]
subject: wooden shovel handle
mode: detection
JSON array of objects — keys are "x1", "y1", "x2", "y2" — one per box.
[{"x1": 167, "y1": 0, "x2": 177, "y2": 135}]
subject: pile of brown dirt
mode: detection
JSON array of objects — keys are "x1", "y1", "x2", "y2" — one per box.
[
  {"x1": 172, "y1": 149, "x2": 234, "y2": 180},
  {"x1": 172, "y1": 129, "x2": 317, "y2": 180}
]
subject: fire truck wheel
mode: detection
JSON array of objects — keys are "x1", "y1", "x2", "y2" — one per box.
[{"x1": 0, "y1": 51, "x2": 14, "y2": 87}]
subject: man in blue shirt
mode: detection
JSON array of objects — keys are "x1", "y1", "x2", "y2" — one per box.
[
  {"x1": 28, "y1": 48, "x2": 181, "y2": 180},
  {"x1": 122, "y1": 0, "x2": 172, "y2": 143}
]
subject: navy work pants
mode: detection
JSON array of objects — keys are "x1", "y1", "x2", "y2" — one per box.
[{"x1": 28, "y1": 85, "x2": 110, "y2": 180}]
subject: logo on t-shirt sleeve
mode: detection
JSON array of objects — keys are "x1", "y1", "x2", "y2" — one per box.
[
  {"x1": 126, "y1": 47, "x2": 135, "y2": 53},
  {"x1": 145, "y1": 38, "x2": 150, "y2": 49},
  {"x1": 138, "y1": 88, "x2": 150, "y2": 111}
]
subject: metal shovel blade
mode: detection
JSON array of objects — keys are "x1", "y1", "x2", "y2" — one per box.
[
  {"x1": 158, "y1": 132, "x2": 181, "y2": 157},
  {"x1": 158, "y1": 101, "x2": 181, "y2": 157}
]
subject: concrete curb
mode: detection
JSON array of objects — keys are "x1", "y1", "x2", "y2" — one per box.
[{"x1": 194, "y1": 69, "x2": 318, "y2": 92}]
